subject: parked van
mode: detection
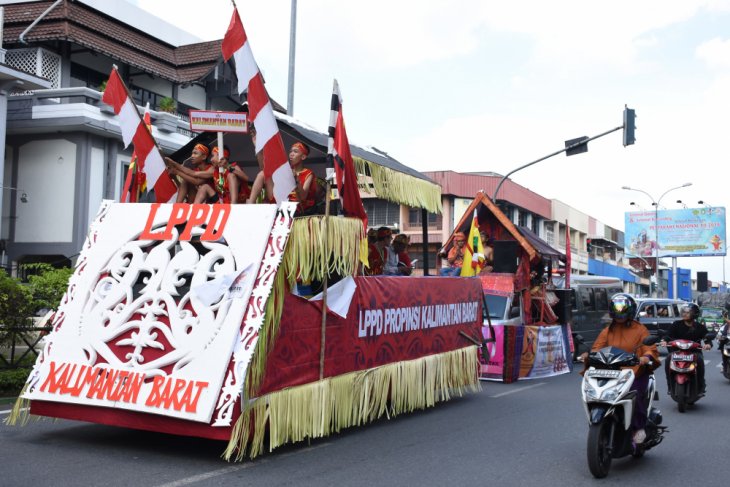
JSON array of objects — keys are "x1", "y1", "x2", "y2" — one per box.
[{"x1": 552, "y1": 275, "x2": 624, "y2": 350}]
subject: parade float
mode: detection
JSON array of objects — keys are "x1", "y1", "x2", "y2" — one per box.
[
  {"x1": 440, "y1": 191, "x2": 574, "y2": 383},
  {"x1": 6, "y1": 93, "x2": 484, "y2": 463}
]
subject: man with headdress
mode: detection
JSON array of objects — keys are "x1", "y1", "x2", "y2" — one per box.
[
  {"x1": 191, "y1": 145, "x2": 251, "y2": 204},
  {"x1": 392, "y1": 233, "x2": 413, "y2": 276},
  {"x1": 441, "y1": 232, "x2": 466, "y2": 276},
  {"x1": 165, "y1": 143, "x2": 214, "y2": 203},
  {"x1": 367, "y1": 227, "x2": 394, "y2": 276}
]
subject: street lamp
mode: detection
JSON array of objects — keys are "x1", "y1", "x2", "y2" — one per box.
[{"x1": 622, "y1": 183, "x2": 692, "y2": 298}]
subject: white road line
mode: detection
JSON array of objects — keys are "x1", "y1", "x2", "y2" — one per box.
[
  {"x1": 705, "y1": 360, "x2": 710, "y2": 365},
  {"x1": 154, "y1": 442, "x2": 331, "y2": 487},
  {"x1": 0, "y1": 407, "x2": 27, "y2": 416},
  {"x1": 489, "y1": 382, "x2": 546, "y2": 398}
]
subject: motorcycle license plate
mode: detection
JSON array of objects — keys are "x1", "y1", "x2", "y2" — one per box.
[
  {"x1": 672, "y1": 354, "x2": 694, "y2": 361},
  {"x1": 586, "y1": 369, "x2": 620, "y2": 378}
]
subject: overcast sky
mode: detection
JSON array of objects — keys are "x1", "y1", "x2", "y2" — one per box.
[{"x1": 130, "y1": 0, "x2": 730, "y2": 283}]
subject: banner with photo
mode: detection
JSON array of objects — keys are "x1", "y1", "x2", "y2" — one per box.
[
  {"x1": 625, "y1": 207, "x2": 727, "y2": 257},
  {"x1": 518, "y1": 325, "x2": 572, "y2": 379}
]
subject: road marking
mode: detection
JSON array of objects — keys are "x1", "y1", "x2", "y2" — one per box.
[
  {"x1": 705, "y1": 360, "x2": 710, "y2": 365},
  {"x1": 0, "y1": 407, "x2": 27, "y2": 416},
  {"x1": 489, "y1": 382, "x2": 546, "y2": 398},
  {"x1": 153, "y1": 442, "x2": 331, "y2": 487}
]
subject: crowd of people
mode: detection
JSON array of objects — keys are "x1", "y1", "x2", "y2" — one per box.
[{"x1": 365, "y1": 227, "x2": 414, "y2": 276}]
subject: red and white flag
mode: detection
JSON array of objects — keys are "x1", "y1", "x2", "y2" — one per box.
[
  {"x1": 102, "y1": 69, "x2": 177, "y2": 203},
  {"x1": 221, "y1": 9, "x2": 295, "y2": 203},
  {"x1": 327, "y1": 80, "x2": 367, "y2": 230}
]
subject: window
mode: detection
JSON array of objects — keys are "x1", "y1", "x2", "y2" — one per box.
[
  {"x1": 518, "y1": 211, "x2": 528, "y2": 228},
  {"x1": 70, "y1": 62, "x2": 107, "y2": 90},
  {"x1": 570, "y1": 289, "x2": 577, "y2": 311},
  {"x1": 545, "y1": 223, "x2": 555, "y2": 246},
  {"x1": 579, "y1": 287, "x2": 594, "y2": 311},
  {"x1": 363, "y1": 199, "x2": 400, "y2": 227},
  {"x1": 408, "y1": 208, "x2": 440, "y2": 228},
  {"x1": 641, "y1": 304, "x2": 655, "y2": 317},
  {"x1": 656, "y1": 304, "x2": 671, "y2": 317},
  {"x1": 531, "y1": 216, "x2": 539, "y2": 234}
]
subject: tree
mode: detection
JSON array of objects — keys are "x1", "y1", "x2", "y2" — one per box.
[
  {"x1": 24, "y1": 263, "x2": 73, "y2": 313},
  {"x1": 0, "y1": 270, "x2": 33, "y2": 346}
]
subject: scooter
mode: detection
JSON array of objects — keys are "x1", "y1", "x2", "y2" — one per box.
[
  {"x1": 663, "y1": 334, "x2": 715, "y2": 412},
  {"x1": 581, "y1": 339, "x2": 666, "y2": 479},
  {"x1": 719, "y1": 325, "x2": 730, "y2": 381}
]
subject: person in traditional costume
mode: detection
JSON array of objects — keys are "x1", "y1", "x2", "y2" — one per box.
[
  {"x1": 366, "y1": 227, "x2": 394, "y2": 276},
  {"x1": 285, "y1": 142, "x2": 317, "y2": 215},
  {"x1": 165, "y1": 143, "x2": 214, "y2": 203},
  {"x1": 439, "y1": 232, "x2": 466, "y2": 276},
  {"x1": 392, "y1": 234, "x2": 413, "y2": 276},
  {"x1": 194, "y1": 146, "x2": 251, "y2": 204}
]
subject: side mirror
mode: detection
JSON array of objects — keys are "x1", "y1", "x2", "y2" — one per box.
[
  {"x1": 573, "y1": 333, "x2": 586, "y2": 345},
  {"x1": 642, "y1": 335, "x2": 659, "y2": 346}
]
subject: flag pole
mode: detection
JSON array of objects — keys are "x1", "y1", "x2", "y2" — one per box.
[
  {"x1": 319, "y1": 184, "x2": 331, "y2": 380},
  {"x1": 110, "y1": 65, "x2": 167, "y2": 164}
]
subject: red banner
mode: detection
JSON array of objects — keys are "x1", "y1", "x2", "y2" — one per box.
[
  {"x1": 260, "y1": 276, "x2": 483, "y2": 394},
  {"x1": 33, "y1": 275, "x2": 484, "y2": 439}
]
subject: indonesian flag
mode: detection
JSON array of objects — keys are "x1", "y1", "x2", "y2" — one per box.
[
  {"x1": 102, "y1": 69, "x2": 177, "y2": 203},
  {"x1": 460, "y1": 209, "x2": 485, "y2": 277},
  {"x1": 222, "y1": 9, "x2": 295, "y2": 203},
  {"x1": 120, "y1": 103, "x2": 152, "y2": 202},
  {"x1": 565, "y1": 220, "x2": 571, "y2": 289},
  {"x1": 327, "y1": 80, "x2": 368, "y2": 230}
]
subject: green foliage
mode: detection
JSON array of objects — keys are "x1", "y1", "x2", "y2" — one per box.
[
  {"x1": 98, "y1": 79, "x2": 107, "y2": 92},
  {"x1": 0, "y1": 368, "x2": 31, "y2": 396},
  {"x1": 0, "y1": 271, "x2": 33, "y2": 346},
  {"x1": 158, "y1": 96, "x2": 177, "y2": 113},
  {"x1": 24, "y1": 263, "x2": 73, "y2": 313}
]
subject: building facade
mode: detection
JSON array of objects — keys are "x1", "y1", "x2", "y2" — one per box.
[{"x1": 0, "y1": 0, "x2": 241, "y2": 270}]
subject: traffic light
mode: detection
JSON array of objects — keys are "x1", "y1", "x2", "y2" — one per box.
[
  {"x1": 623, "y1": 106, "x2": 636, "y2": 146},
  {"x1": 586, "y1": 238, "x2": 592, "y2": 253}
]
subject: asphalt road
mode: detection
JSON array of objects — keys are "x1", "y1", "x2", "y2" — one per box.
[{"x1": 2, "y1": 349, "x2": 730, "y2": 487}]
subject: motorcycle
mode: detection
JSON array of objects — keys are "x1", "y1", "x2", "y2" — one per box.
[
  {"x1": 581, "y1": 339, "x2": 665, "y2": 478},
  {"x1": 663, "y1": 333, "x2": 715, "y2": 412},
  {"x1": 719, "y1": 325, "x2": 730, "y2": 381}
]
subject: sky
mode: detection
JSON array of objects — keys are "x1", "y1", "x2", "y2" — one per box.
[{"x1": 129, "y1": 0, "x2": 730, "y2": 283}]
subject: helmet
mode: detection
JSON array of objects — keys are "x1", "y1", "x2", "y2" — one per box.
[
  {"x1": 608, "y1": 294, "x2": 637, "y2": 321},
  {"x1": 680, "y1": 303, "x2": 700, "y2": 320}
]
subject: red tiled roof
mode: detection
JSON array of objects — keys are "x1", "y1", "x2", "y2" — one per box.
[{"x1": 2, "y1": 1, "x2": 222, "y2": 83}]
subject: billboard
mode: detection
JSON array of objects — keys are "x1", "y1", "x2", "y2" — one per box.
[{"x1": 625, "y1": 207, "x2": 727, "y2": 257}]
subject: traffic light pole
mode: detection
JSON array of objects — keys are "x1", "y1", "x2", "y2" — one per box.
[{"x1": 492, "y1": 124, "x2": 623, "y2": 203}]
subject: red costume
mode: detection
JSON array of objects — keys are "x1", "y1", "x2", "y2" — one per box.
[{"x1": 288, "y1": 168, "x2": 316, "y2": 213}]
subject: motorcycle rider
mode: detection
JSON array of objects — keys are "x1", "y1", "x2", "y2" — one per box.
[
  {"x1": 581, "y1": 294, "x2": 659, "y2": 444},
  {"x1": 660, "y1": 303, "x2": 712, "y2": 394}
]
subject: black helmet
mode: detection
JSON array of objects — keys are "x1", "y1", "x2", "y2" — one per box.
[
  {"x1": 681, "y1": 303, "x2": 700, "y2": 320},
  {"x1": 609, "y1": 294, "x2": 637, "y2": 320}
]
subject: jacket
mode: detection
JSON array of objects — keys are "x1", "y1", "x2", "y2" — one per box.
[
  {"x1": 591, "y1": 319, "x2": 660, "y2": 375},
  {"x1": 666, "y1": 319, "x2": 711, "y2": 344}
]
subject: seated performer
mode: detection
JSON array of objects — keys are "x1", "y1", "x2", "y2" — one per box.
[
  {"x1": 391, "y1": 234, "x2": 414, "y2": 276},
  {"x1": 366, "y1": 227, "x2": 393, "y2": 276},
  {"x1": 440, "y1": 232, "x2": 466, "y2": 276},
  {"x1": 165, "y1": 143, "x2": 214, "y2": 203},
  {"x1": 195, "y1": 146, "x2": 251, "y2": 204}
]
